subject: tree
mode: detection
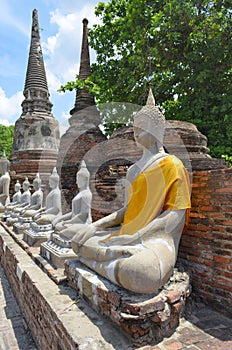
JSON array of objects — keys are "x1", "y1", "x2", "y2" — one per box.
[
  {"x1": 0, "y1": 125, "x2": 14, "y2": 159},
  {"x1": 86, "y1": 0, "x2": 232, "y2": 157}
]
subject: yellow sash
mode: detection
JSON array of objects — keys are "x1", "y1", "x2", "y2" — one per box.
[{"x1": 102, "y1": 155, "x2": 191, "y2": 242}]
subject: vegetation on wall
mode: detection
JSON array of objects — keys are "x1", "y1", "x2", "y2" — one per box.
[{"x1": 59, "y1": 0, "x2": 232, "y2": 158}]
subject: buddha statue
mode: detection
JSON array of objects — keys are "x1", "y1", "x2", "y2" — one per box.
[
  {"x1": 70, "y1": 90, "x2": 191, "y2": 294},
  {"x1": 12, "y1": 180, "x2": 22, "y2": 204},
  {"x1": 32, "y1": 167, "x2": 62, "y2": 226},
  {"x1": 20, "y1": 173, "x2": 43, "y2": 218},
  {"x1": 0, "y1": 151, "x2": 10, "y2": 213},
  {"x1": 40, "y1": 161, "x2": 92, "y2": 268},
  {"x1": 52, "y1": 160, "x2": 92, "y2": 241},
  {"x1": 6, "y1": 177, "x2": 31, "y2": 226},
  {"x1": 13, "y1": 177, "x2": 31, "y2": 210},
  {"x1": 3, "y1": 180, "x2": 21, "y2": 220},
  {"x1": 13, "y1": 174, "x2": 43, "y2": 233}
]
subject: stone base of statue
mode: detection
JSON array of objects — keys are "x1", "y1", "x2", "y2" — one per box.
[
  {"x1": 40, "y1": 233, "x2": 77, "y2": 269},
  {"x1": 13, "y1": 216, "x2": 32, "y2": 234},
  {"x1": 23, "y1": 222, "x2": 53, "y2": 247},
  {"x1": 64, "y1": 260, "x2": 191, "y2": 347},
  {"x1": 6, "y1": 214, "x2": 20, "y2": 227},
  {"x1": 1, "y1": 211, "x2": 11, "y2": 221}
]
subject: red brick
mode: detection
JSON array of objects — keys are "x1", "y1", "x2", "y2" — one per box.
[
  {"x1": 166, "y1": 291, "x2": 182, "y2": 304},
  {"x1": 213, "y1": 256, "x2": 230, "y2": 264},
  {"x1": 108, "y1": 291, "x2": 121, "y2": 307}
]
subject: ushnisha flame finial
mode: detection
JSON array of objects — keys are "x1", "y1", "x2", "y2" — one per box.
[{"x1": 134, "y1": 89, "x2": 165, "y2": 143}]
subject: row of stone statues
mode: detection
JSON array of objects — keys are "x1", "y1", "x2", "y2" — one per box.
[{"x1": 0, "y1": 90, "x2": 191, "y2": 294}]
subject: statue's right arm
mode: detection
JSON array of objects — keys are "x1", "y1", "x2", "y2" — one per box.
[
  {"x1": 92, "y1": 206, "x2": 126, "y2": 230},
  {"x1": 52, "y1": 212, "x2": 71, "y2": 226}
]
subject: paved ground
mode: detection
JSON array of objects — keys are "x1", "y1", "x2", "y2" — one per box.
[
  {"x1": 0, "y1": 260, "x2": 232, "y2": 350},
  {"x1": 0, "y1": 265, "x2": 37, "y2": 350}
]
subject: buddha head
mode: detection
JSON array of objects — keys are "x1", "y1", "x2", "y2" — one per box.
[
  {"x1": 133, "y1": 89, "x2": 165, "y2": 149},
  {"x1": 14, "y1": 180, "x2": 21, "y2": 192},
  {"x1": 23, "y1": 177, "x2": 30, "y2": 191},
  {"x1": 49, "y1": 167, "x2": 60, "y2": 189},
  {"x1": 76, "y1": 160, "x2": 90, "y2": 190},
  {"x1": 33, "y1": 173, "x2": 42, "y2": 190},
  {"x1": 0, "y1": 151, "x2": 10, "y2": 175}
]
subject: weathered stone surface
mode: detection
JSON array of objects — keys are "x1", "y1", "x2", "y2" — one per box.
[
  {"x1": 56, "y1": 19, "x2": 106, "y2": 210},
  {"x1": 10, "y1": 9, "x2": 60, "y2": 183},
  {"x1": 65, "y1": 259, "x2": 191, "y2": 346}
]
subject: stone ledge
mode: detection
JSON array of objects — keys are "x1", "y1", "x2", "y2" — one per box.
[
  {"x1": 0, "y1": 222, "x2": 66, "y2": 284},
  {"x1": 65, "y1": 259, "x2": 191, "y2": 347},
  {"x1": 0, "y1": 223, "x2": 133, "y2": 349}
]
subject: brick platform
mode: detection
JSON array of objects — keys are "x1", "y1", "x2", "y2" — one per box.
[{"x1": 65, "y1": 260, "x2": 191, "y2": 347}]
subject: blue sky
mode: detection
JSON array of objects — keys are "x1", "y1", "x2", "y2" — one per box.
[{"x1": 0, "y1": 0, "x2": 105, "y2": 133}]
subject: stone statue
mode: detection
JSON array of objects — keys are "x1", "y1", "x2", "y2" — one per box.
[
  {"x1": 32, "y1": 167, "x2": 62, "y2": 225},
  {"x1": 39, "y1": 161, "x2": 92, "y2": 268},
  {"x1": 52, "y1": 160, "x2": 92, "y2": 240},
  {"x1": 3, "y1": 180, "x2": 22, "y2": 220},
  {"x1": 10, "y1": 177, "x2": 31, "y2": 212},
  {"x1": 20, "y1": 173, "x2": 43, "y2": 218},
  {"x1": 13, "y1": 174, "x2": 43, "y2": 234},
  {"x1": 0, "y1": 151, "x2": 10, "y2": 213},
  {"x1": 12, "y1": 180, "x2": 22, "y2": 204},
  {"x1": 71, "y1": 90, "x2": 191, "y2": 294},
  {"x1": 6, "y1": 177, "x2": 31, "y2": 226}
]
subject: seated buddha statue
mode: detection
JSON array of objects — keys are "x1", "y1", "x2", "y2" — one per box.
[
  {"x1": 3, "y1": 180, "x2": 21, "y2": 220},
  {"x1": 32, "y1": 167, "x2": 62, "y2": 226},
  {"x1": 52, "y1": 160, "x2": 92, "y2": 242},
  {"x1": 13, "y1": 174, "x2": 43, "y2": 233},
  {"x1": 20, "y1": 173, "x2": 43, "y2": 218},
  {"x1": 0, "y1": 151, "x2": 10, "y2": 213},
  {"x1": 11, "y1": 177, "x2": 31, "y2": 212},
  {"x1": 21, "y1": 174, "x2": 43, "y2": 218},
  {"x1": 70, "y1": 90, "x2": 191, "y2": 294},
  {"x1": 11, "y1": 180, "x2": 22, "y2": 205},
  {"x1": 6, "y1": 177, "x2": 31, "y2": 226}
]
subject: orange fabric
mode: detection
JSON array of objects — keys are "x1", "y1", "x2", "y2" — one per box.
[{"x1": 102, "y1": 155, "x2": 191, "y2": 241}]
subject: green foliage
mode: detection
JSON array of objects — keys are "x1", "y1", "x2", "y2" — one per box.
[
  {"x1": 58, "y1": 76, "x2": 101, "y2": 99},
  {"x1": 87, "y1": 0, "x2": 232, "y2": 158},
  {"x1": 222, "y1": 154, "x2": 232, "y2": 168},
  {"x1": 0, "y1": 125, "x2": 14, "y2": 159}
]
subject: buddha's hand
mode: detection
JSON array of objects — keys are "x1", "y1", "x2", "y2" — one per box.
[
  {"x1": 106, "y1": 232, "x2": 141, "y2": 246},
  {"x1": 71, "y1": 224, "x2": 96, "y2": 253}
]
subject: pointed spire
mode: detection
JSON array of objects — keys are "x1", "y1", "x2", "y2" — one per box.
[
  {"x1": 70, "y1": 18, "x2": 95, "y2": 115},
  {"x1": 22, "y1": 9, "x2": 53, "y2": 115},
  {"x1": 146, "y1": 88, "x2": 156, "y2": 105}
]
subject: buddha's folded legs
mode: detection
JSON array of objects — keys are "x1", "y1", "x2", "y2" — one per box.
[{"x1": 79, "y1": 246, "x2": 168, "y2": 293}]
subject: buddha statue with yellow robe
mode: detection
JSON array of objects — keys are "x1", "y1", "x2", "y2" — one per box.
[{"x1": 70, "y1": 90, "x2": 191, "y2": 294}]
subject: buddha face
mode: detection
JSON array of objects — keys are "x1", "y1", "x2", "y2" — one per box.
[
  {"x1": 23, "y1": 183, "x2": 29, "y2": 191},
  {"x1": 49, "y1": 177, "x2": 58, "y2": 189},
  {"x1": 133, "y1": 125, "x2": 157, "y2": 149},
  {"x1": 15, "y1": 184, "x2": 21, "y2": 192},
  {"x1": 33, "y1": 180, "x2": 40, "y2": 190},
  {"x1": 76, "y1": 173, "x2": 88, "y2": 190}
]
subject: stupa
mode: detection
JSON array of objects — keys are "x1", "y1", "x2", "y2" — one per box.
[
  {"x1": 56, "y1": 18, "x2": 106, "y2": 210},
  {"x1": 10, "y1": 9, "x2": 60, "y2": 183}
]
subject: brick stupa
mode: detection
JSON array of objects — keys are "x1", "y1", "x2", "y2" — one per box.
[
  {"x1": 10, "y1": 9, "x2": 60, "y2": 183},
  {"x1": 56, "y1": 19, "x2": 106, "y2": 210}
]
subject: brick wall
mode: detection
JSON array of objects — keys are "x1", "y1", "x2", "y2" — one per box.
[{"x1": 178, "y1": 168, "x2": 232, "y2": 316}]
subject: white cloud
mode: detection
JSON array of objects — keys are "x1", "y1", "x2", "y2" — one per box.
[
  {"x1": 0, "y1": 87, "x2": 23, "y2": 124},
  {"x1": 43, "y1": 4, "x2": 101, "y2": 87}
]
